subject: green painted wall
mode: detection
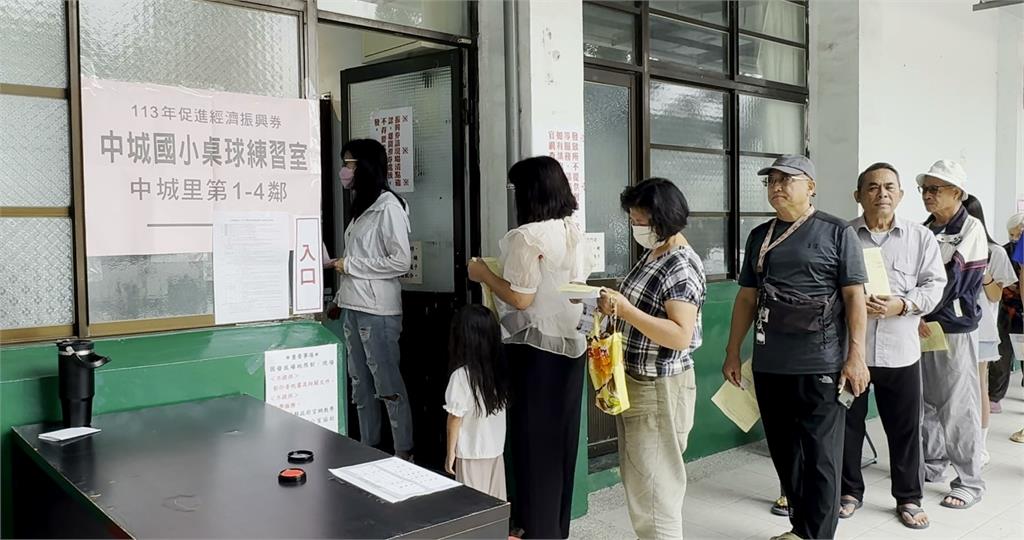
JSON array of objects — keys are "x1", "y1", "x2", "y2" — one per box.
[{"x1": 0, "y1": 321, "x2": 345, "y2": 538}]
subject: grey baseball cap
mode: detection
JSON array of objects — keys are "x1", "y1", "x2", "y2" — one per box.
[{"x1": 757, "y1": 154, "x2": 816, "y2": 180}]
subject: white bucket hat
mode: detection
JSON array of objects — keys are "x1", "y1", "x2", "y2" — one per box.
[{"x1": 916, "y1": 160, "x2": 968, "y2": 201}]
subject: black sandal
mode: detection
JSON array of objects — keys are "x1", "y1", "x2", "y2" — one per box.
[
  {"x1": 897, "y1": 504, "x2": 930, "y2": 530},
  {"x1": 839, "y1": 496, "x2": 862, "y2": 519}
]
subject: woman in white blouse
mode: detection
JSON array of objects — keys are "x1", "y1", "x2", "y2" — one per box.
[
  {"x1": 468, "y1": 156, "x2": 590, "y2": 540},
  {"x1": 334, "y1": 139, "x2": 415, "y2": 460}
]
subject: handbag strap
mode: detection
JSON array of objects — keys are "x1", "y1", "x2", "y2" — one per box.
[{"x1": 756, "y1": 206, "x2": 816, "y2": 274}]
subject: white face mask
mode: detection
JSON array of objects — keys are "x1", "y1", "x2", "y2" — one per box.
[{"x1": 631, "y1": 225, "x2": 662, "y2": 250}]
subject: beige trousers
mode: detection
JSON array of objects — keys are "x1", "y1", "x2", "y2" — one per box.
[
  {"x1": 456, "y1": 455, "x2": 507, "y2": 501},
  {"x1": 616, "y1": 369, "x2": 697, "y2": 540}
]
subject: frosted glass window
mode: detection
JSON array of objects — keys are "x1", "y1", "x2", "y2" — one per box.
[
  {"x1": 686, "y1": 217, "x2": 727, "y2": 276},
  {"x1": 739, "y1": 94, "x2": 805, "y2": 154},
  {"x1": 649, "y1": 1, "x2": 727, "y2": 26},
  {"x1": 584, "y1": 4, "x2": 635, "y2": 64},
  {"x1": 740, "y1": 0, "x2": 807, "y2": 43},
  {"x1": 650, "y1": 81, "x2": 728, "y2": 149},
  {"x1": 584, "y1": 81, "x2": 631, "y2": 279},
  {"x1": 79, "y1": 0, "x2": 303, "y2": 323},
  {"x1": 740, "y1": 155, "x2": 778, "y2": 213},
  {"x1": 348, "y1": 67, "x2": 455, "y2": 293},
  {"x1": 0, "y1": 94, "x2": 71, "y2": 207},
  {"x1": 318, "y1": 0, "x2": 468, "y2": 36},
  {"x1": 739, "y1": 35, "x2": 806, "y2": 86},
  {"x1": 0, "y1": 218, "x2": 75, "y2": 329},
  {"x1": 650, "y1": 150, "x2": 727, "y2": 212},
  {"x1": 649, "y1": 15, "x2": 727, "y2": 74},
  {"x1": 79, "y1": 0, "x2": 300, "y2": 98},
  {"x1": 0, "y1": 0, "x2": 67, "y2": 88}
]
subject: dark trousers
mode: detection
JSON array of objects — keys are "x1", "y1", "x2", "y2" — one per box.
[
  {"x1": 989, "y1": 312, "x2": 1021, "y2": 402},
  {"x1": 841, "y1": 362, "x2": 923, "y2": 506},
  {"x1": 755, "y1": 371, "x2": 845, "y2": 540},
  {"x1": 507, "y1": 344, "x2": 585, "y2": 539}
]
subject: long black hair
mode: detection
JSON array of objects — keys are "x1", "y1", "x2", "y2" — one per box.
[
  {"x1": 448, "y1": 305, "x2": 509, "y2": 416},
  {"x1": 341, "y1": 138, "x2": 406, "y2": 220},
  {"x1": 508, "y1": 156, "x2": 578, "y2": 226},
  {"x1": 964, "y1": 194, "x2": 997, "y2": 246}
]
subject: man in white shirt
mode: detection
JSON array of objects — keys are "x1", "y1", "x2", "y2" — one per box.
[{"x1": 842, "y1": 163, "x2": 946, "y2": 529}]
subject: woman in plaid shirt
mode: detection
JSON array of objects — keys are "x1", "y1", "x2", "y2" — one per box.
[{"x1": 597, "y1": 178, "x2": 707, "y2": 540}]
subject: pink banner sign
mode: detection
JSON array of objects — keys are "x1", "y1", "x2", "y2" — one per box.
[{"x1": 81, "y1": 76, "x2": 321, "y2": 256}]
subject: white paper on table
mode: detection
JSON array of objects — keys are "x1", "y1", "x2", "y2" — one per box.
[
  {"x1": 213, "y1": 211, "x2": 290, "y2": 324},
  {"x1": 265, "y1": 344, "x2": 339, "y2": 433},
  {"x1": 39, "y1": 427, "x2": 100, "y2": 443},
  {"x1": 329, "y1": 457, "x2": 460, "y2": 503}
]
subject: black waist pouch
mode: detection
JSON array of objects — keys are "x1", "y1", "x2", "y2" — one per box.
[{"x1": 759, "y1": 282, "x2": 837, "y2": 334}]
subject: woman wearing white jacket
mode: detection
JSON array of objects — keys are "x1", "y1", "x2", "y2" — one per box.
[{"x1": 334, "y1": 138, "x2": 414, "y2": 460}]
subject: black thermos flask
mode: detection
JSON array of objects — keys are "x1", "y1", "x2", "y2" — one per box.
[{"x1": 57, "y1": 339, "x2": 110, "y2": 428}]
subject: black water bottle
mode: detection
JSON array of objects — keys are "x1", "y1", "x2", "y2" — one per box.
[{"x1": 57, "y1": 340, "x2": 110, "y2": 428}]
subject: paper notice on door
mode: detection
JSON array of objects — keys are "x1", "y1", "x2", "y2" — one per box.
[
  {"x1": 399, "y1": 241, "x2": 422, "y2": 285},
  {"x1": 862, "y1": 247, "x2": 892, "y2": 297},
  {"x1": 584, "y1": 232, "x2": 605, "y2": 274},
  {"x1": 329, "y1": 457, "x2": 460, "y2": 503},
  {"x1": 371, "y1": 107, "x2": 414, "y2": 193},
  {"x1": 213, "y1": 212, "x2": 290, "y2": 324},
  {"x1": 711, "y1": 360, "x2": 760, "y2": 432},
  {"x1": 920, "y1": 322, "x2": 949, "y2": 352},
  {"x1": 265, "y1": 344, "x2": 339, "y2": 433}
]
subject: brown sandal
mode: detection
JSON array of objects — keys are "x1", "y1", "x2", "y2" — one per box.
[{"x1": 839, "y1": 496, "x2": 862, "y2": 519}]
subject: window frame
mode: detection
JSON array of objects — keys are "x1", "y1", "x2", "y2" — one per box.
[
  {"x1": 1, "y1": 0, "x2": 479, "y2": 344},
  {"x1": 583, "y1": 0, "x2": 809, "y2": 282}
]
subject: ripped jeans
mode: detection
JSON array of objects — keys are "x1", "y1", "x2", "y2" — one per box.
[{"x1": 343, "y1": 310, "x2": 414, "y2": 453}]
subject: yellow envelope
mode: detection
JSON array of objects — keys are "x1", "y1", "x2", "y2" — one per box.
[
  {"x1": 920, "y1": 321, "x2": 948, "y2": 352},
  {"x1": 478, "y1": 257, "x2": 503, "y2": 314},
  {"x1": 711, "y1": 360, "x2": 761, "y2": 433},
  {"x1": 862, "y1": 247, "x2": 892, "y2": 297},
  {"x1": 558, "y1": 283, "x2": 602, "y2": 299}
]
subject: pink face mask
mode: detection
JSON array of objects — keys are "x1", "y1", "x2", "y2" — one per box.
[{"x1": 339, "y1": 167, "x2": 355, "y2": 189}]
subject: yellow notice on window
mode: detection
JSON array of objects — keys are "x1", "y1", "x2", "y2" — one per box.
[
  {"x1": 920, "y1": 321, "x2": 949, "y2": 352},
  {"x1": 711, "y1": 360, "x2": 761, "y2": 433},
  {"x1": 478, "y1": 257, "x2": 503, "y2": 314},
  {"x1": 862, "y1": 247, "x2": 892, "y2": 297}
]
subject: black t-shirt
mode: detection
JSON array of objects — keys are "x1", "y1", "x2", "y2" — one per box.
[{"x1": 738, "y1": 211, "x2": 867, "y2": 374}]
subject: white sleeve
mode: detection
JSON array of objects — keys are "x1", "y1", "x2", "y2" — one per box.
[
  {"x1": 343, "y1": 204, "x2": 412, "y2": 279},
  {"x1": 443, "y1": 368, "x2": 473, "y2": 418},
  {"x1": 990, "y1": 246, "x2": 1018, "y2": 286},
  {"x1": 500, "y1": 230, "x2": 543, "y2": 294}
]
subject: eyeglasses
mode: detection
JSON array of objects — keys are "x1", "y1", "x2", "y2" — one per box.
[
  {"x1": 917, "y1": 185, "x2": 952, "y2": 195},
  {"x1": 342, "y1": 159, "x2": 357, "y2": 169},
  {"x1": 761, "y1": 176, "x2": 809, "y2": 188}
]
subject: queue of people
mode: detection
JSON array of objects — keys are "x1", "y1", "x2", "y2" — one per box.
[{"x1": 327, "y1": 137, "x2": 1022, "y2": 540}]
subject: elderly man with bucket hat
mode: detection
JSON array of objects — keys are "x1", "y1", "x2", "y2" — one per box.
[
  {"x1": 724, "y1": 155, "x2": 868, "y2": 540},
  {"x1": 917, "y1": 159, "x2": 988, "y2": 510}
]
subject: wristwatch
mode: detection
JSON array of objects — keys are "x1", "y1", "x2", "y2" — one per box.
[{"x1": 899, "y1": 297, "x2": 911, "y2": 317}]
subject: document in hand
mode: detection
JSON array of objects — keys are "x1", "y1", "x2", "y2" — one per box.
[
  {"x1": 920, "y1": 321, "x2": 948, "y2": 352},
  {"x1": 711, "y1": 360, "x2": 760, "y2": 433},
  {"x1": 478, "y1": 257, "x2": 503, "y2": 314},
  {"x1": 862, "y1": 247, "x2": 892, "y2": 297},
  {"x1": 558, "y1": 283, "x2": 602, "y2": 300}
]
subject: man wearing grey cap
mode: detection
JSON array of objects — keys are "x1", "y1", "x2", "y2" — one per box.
[{"x1": 724, "y1": 155, "x2": 869, "y2": 540}]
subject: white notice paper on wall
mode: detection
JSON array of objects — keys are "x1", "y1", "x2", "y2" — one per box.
[
  {"x1": 584, "y1": 232, "x2": 605, "y2": 274},
  {"x1": 292, "y1": 216, "x2": 324, "y2": 314},
  {"x1": 265, "y1": 344, "x2": 339, "y2": 433},
  {"x1": 213, "y1": 212, "x2": 290, "y2": 324}
]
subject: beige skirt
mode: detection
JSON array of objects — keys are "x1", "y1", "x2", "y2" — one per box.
[{"x1": 456, "y1": 455, "x2": 507, "y2": 501}]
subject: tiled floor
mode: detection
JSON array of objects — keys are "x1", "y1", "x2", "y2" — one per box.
[{"x1": 571, "y1": 372, "x2": 1024, "y2": 539}]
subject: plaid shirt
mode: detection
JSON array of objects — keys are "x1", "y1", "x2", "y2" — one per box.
[{"x1": 619, "y1": 245, "x2": 706, "y2": 377}]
